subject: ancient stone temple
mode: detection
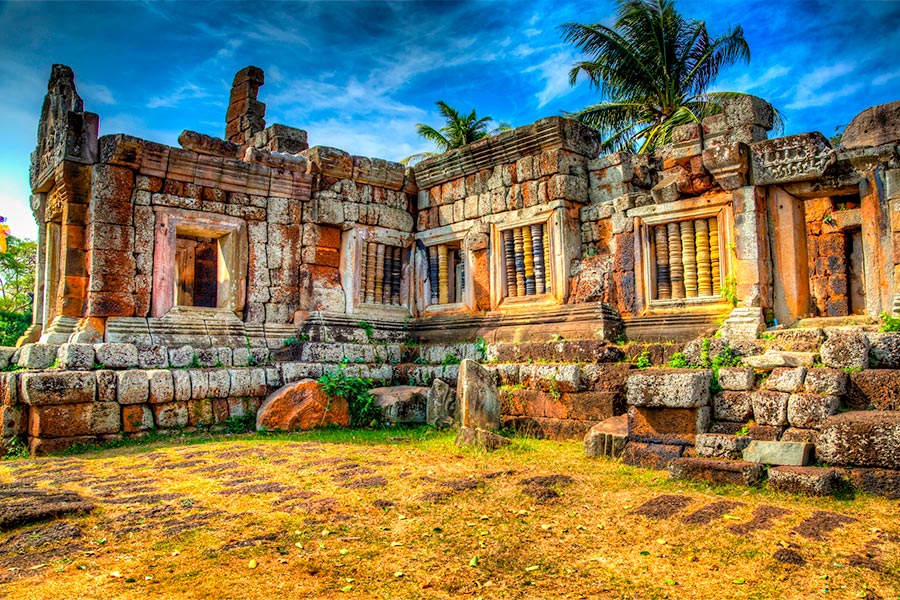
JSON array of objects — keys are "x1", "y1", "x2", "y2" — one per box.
[{"x1": 3, "y1": 64, "x2": 900, "y2": 498}]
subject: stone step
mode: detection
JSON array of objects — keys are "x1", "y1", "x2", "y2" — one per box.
[
  {"x1": 768, "y1": 466, "x2": 844, "y2": 496},
  {"x1": 584, "y1": 415, "x2": 627, "y2": 458},
  {"x1": 669, "y1": 457, "x2": 766, "y2": 487}
]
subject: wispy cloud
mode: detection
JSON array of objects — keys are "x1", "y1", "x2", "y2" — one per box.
[
  {"x1": 147, "y1": 82, "x2": 210, "y2": 109},
  {"x1": 79, "y1": 82, "x2": 116, "y2": 105},
  {"x1": 526, "y1": 50, "x2": 579, "y2": 108},
  {"x1": 786, "y1": 62, "x2": 858, "y2": 109}
]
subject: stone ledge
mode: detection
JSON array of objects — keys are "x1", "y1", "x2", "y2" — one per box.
[{"x1": 669, "y1": 457, "x2": 765, "y2": 486}]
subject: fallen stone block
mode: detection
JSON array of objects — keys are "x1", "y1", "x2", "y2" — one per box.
[
  {"x1": 804, "y1": 368, "x2": 847, "y2": 396},
  {"x1": 849, "y1": 468, "x2": 900, "y2": 499},
  {"x1": 371, "y1": 385, "x2": 428, "y2": 424},
  {"x1": 669, "y1": 457, "x2": 765, "y2": 486},
  {"x1": 817, "y1": 411, "x2": 900, "y2": 468},
  {"x1": 17, "y1": 343, "x2": 58, "y2": 370},
  {"x1": 787, "y1": 393, "x2": 840, "y2": 429},
  {"x1": 584, "y1": 414, "x2": 627, "y2": 458},
  {"x1": 847, "y1": 370, "x2": 900, "y2": 410},
  {"x1": 750, "y1": 390, "x2": 789, "y2": 427},
  {"x1": 820, "y1": 331, "x2": 869, "y2": 370},
  {"x1": 768, "y1": 466, "x2": 845, "y2": 496},
  {"x1": 256, "y1": 378, "x2": 349, "y2": 431},
  {"x1": 695, "y1": 433, "x2": 751, "y2": 459},
  {"x1": 622, "y1": 441, "x2": 684, "y2": 470},
  {"x1": 764, "y1": 368, "x2": 807, "y2": 393},
  {"x1": 0, "y1": 405, "x2": 25, "y2": 437},
  {"x1": 457, "y1": 359, "x2": 500, "y2": 431},
  {"x1": 625, "y1": 369, "x2": 712, "y2": 408},
  {"x1": 426, "y1": 378, "x2": 455, "y2": 428},
  {"x1": 717, "y1": 367, "x2": 754, "y2": 391},
  {"x1": 94, "y1": 342, "x2": 138, "y2": 369},
  {"x1": 455, "y1": 425, "x2": 511, "y2": 451},
  {"x1": 628, "y1": 405, "x2": 710, "y2": 446},
  {"x1": 743, "y1": 440, "x2": 814, "y2": 466},
  {"x1": 713, "y1": 391, "x2": 753, "y2": 422},
  {"x1": 21, "y1": 372, "x2": 96, "y2": 405},
  {"x1": 56, "y1": 343, "x2": 95, "y2": 371}
]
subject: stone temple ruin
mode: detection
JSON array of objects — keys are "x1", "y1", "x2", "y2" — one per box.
[{"x1": 2, "y1": 64, "x2": 900, "y2": 498}]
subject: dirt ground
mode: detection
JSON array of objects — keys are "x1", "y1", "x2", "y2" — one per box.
[{"x1": 0, "y1": 429, "x2": 897, "y2": 599}]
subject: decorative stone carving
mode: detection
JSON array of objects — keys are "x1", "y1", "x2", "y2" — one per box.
[
  {"x1": 701, "y1": 142, "x2": 749, "y2": 190},
  {"x1": 30, "y1": 64, "x2": 99, "y2": 191},
  {"x1": 749, "y1": 133, "x2": 836, "y2": 185}
]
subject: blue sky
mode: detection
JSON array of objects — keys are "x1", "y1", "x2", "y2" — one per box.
[{"x1": 1, "y1": 0, "x2": 899, "y2": 239}]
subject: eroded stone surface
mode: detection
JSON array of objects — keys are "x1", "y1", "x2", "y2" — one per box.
[
  {"x1": 256, "y1": 379, "x2": 349, "y2": 431},
  {"x1": 457, "y1": 359, "x2": 500, "y2": 431},
  {"x1": 817, "y1": 411, "x2": 900, "y2": 468},
  {"x1": 626, "y1": 369, "x2": 712, "y2": 409}
]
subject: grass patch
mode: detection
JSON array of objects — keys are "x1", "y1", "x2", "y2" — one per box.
[{"x1": 0, "y1": 431, "x2": 897, "y2": 599}]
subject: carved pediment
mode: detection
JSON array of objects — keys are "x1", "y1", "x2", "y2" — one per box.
[{"x1": 30, "y1": 64, "x2": 98, "y2": 192}]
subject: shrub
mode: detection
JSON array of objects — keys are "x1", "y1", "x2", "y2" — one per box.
[{"x1": 318, "y1": 363, "x2": 382, "y2": 427}]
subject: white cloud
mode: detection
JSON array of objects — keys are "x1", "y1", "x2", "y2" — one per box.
[
  {"x1": 873, "y1": 69, "x2": 900, "y2": 87},
  {"x1": 146, "y1": 82, "x2": 210, "y2": 109},
  {"x1": 786, "y1": 62, "x2": 858, "y2": 109},
  {"x1": 526, "y1": 50, "x2": 579, "y2": 108},
  {"x1": 79, "y1": 82, "x2": 116, "y2": 105}
]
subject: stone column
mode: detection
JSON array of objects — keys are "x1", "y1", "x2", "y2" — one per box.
[{"x1": 768, "y1": 187, "x2": 811, "y2": 325}]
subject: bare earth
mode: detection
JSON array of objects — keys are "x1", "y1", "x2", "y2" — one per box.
[{"x1": 0, "y1": 430, "x2": 897, "y2": 600}]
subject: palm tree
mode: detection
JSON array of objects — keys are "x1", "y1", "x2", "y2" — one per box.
[
  {"x1": 562, "y1": 0, "x2": 752, "y2": 153},
  {"x1": 404, "y1": 101, "x2": 510, "y2": 164}
]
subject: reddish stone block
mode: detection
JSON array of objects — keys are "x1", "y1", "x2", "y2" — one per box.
[
  {"x1": 562, "y1": 391, "x2": 616, "y2": 422},
  {"x1": 315, "y1": 247, "x2": 341, "y2": 268},
  {"x1": 122, "y1": 404, "x2": 153, "y2": 433},
  {"x1": 212, "y1": 398, "x2": 229, "y2": 423},
  {"x1": 28, "y1": 436, "x2": 96, "y2": 456},
  {"x1": 87, "y1": 291, "x2": 135, "y2": 317},
  {"x1": 622, "y1": 441, "x2": 684, "y2": 469},
  {"x1": 256, "y1": 380, "x2": 349, "y2": 431},
  {"x1": 318, "y1": 225, "x2": 342, "y2": 249},
  {"x1": 28, "y1": 402, "x2": 118, "y2": 438},
  {"x1": 628, "y1": 405, "x2": 710, "y2": 446}
]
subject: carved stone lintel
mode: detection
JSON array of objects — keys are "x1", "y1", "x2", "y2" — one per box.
[{"x1": 749, "y1": 132, "x2": 836, "y2": 186}]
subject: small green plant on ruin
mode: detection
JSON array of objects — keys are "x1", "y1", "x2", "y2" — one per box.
[
  {"x1": 667, "y1": 351, "x2": 689, "y2": 369},
  {"x1": 722, "y1": 274, "x2": 738, "y2": 307},
  {"x1": 822, "y1": 212, "x2": 836, "y2": 227},
  {"x1": 441, "y1": 353, "x2": 461, "y2": 366},
  {"x1": 547, "y1": 376, "x2": 561, "y2": 401},
  {"x1": 633, "y1": 351, "x2": 652, "y2": 369},
  {"x1": 317, "y1": 361, "x2": 381, "y2": 427},
  {"x1": 474, "y1": 337, "x2": 488, "y2": 360},
  {"x1": 358, "y1": 320, "x2": 375, "y2": 342},
  {"x1": 187, "y1": 354, "x2": 202, "y2": 369},
  {"x1": 1, "y1": 435, "x2": 29, "y2": 460},
  {"x1": 879, "y1": 312, "x2": 900, "y2": 333},
  {"x1": 224, "y1": 413, "x2": 256, "y2": 434}
]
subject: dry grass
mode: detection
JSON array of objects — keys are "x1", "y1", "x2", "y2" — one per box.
[{"x1": 0, "y1": 428, "x2": 898, "y2": 600}]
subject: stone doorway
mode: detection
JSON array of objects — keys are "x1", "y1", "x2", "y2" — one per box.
[{"x1": 175, "y1": 235, "x2": 218, "y2": 308}]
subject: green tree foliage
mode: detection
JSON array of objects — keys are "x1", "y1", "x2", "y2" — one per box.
[
  {"x1": 0, "y1": 236, "x2": 36, "y2": 346},
  {"x1": 562, "y1": 0, "x2": 754, "y2": 153},
  {"x1": 404, "y1": 101, "x2": 510, "y2": 164}
]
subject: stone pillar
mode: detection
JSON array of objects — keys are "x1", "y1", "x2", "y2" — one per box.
[
  {"x1": 731, "y1": 186, "x2": 772, "y2": 312},
  {"x1": 860, "y1": 167, "x2": 894, "y2": 318},
  {"x1": 225, "y1": 66, "x2": 265, "y2": 146},
  {"x1": 887, "y1": 168, "x2": 900, "y2": 316},
  {"x1": 768, "y1": 187, "x2": 811, "y2": 325}
]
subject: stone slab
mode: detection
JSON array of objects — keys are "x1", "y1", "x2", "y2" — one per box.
[
  {"x1": 457, "y1": 359, "x2": 500, "y2": 431},
  {"x1": 21, "y1": 372, "x2": 96, "y2": 405},
  {"x1": 669, "y1": 457, "x2": 765, "y2": 486},
  {"x1": 584, "y1": 414, "x2": 627, "y2": 458},
  {"x1": 628, "y1": 405, "x2": 710, "y2": 446},
  {"x1": 742, "y1": 440, "x2": 814, "y2": 466},
  {"x1": 695, "y1": 433, "x2": 751, "y2": 459}
]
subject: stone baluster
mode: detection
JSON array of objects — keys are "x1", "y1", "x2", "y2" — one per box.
[
  {"x1": 680, "y1": 220, "x2": 697, "y2": 297},
  {"x1": 428, "y1": 246, "x2": 439, "y2": 305},
  {"x1": 365, "y1": 242, "x2": 377, "y2": 304},
  {"x1": 503, "y1": 229, "x2": 516, "y2": 297},
  {"x1": 667, "y1": 222, "x2": 684, "y2": 299},
  {"x1": 374, "y1": 243, "x2": 385, "y2": 304},
  {"x1": 655, "y1": 225, "x2": 671, "y2": 299},
  {"x1": 438, "y1": 244, "x2": 449, "y2": 305},
  {"x1": 513, "y1": 227, "x2": 526, "y2": 297},
  {"x1": 391, "y1": 246, "x2": 402, "y2": 305},
  {"x1": 709, "y1": 218, "x2": 720, "y2": 296},
  {"x1": 695, "y1": 218, "x2": 712, "y2": 296},
  {"x1": 531, "y1": 223, "x2": 545, "y2": 295},
  {"x1": 522, "y1": 226, "x2": 535, "y2": 295}
]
